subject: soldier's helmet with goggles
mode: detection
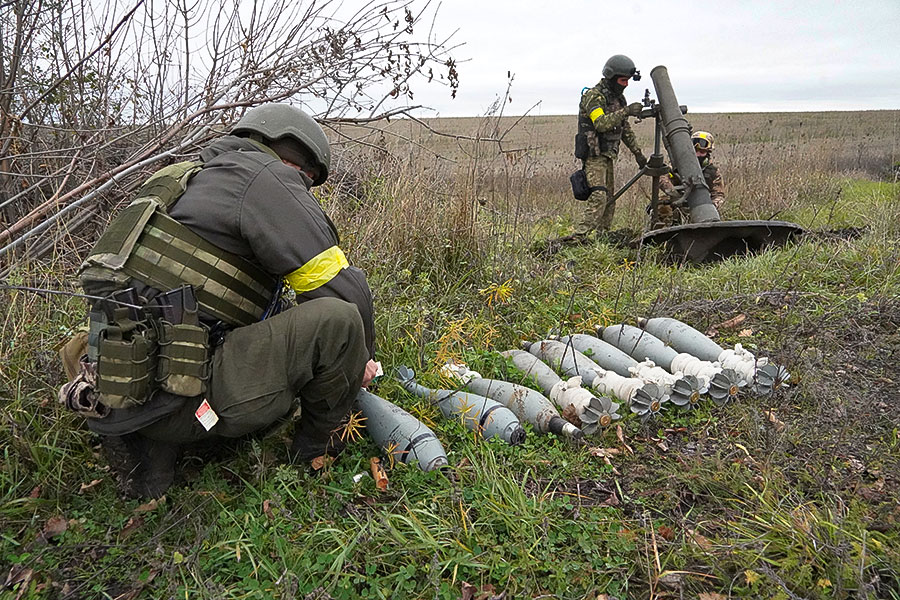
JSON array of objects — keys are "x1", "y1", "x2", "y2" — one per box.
[
  {"x1": 692, "y1": 131, "x2": 715, "y2": 153},
  {"x1": 602, "y1": 54, "x2": 641, "y2": 81},
  {"x1": 232, "y1": 104, "x2": 331, "y2": 186}
]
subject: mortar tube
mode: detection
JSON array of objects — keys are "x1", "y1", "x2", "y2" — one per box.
[{"x1": 650, "y1": 66, "x2": 719, "y2": 223}]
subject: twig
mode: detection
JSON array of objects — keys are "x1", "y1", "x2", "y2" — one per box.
[
  {"x1": 0, "y1": 285, "x2": 141, "y2": 308},
  {"x1": 0, "y1": 1, "x2": 145, "y2": 157}
]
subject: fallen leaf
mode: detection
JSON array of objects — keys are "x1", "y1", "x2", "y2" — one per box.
[
  {"x1": 738, "y1": 328, "x2": 753, "y2": 337},
  {"x1": 40, "y1": 516, "x2": 68, "y2": 542},
  {"x1": 765, "y1": 410, "x2": 785, "y2": 432},
  {"x1": 589, "y1": 447, "x2": 621, "y2": 458},
  {"x1": 461, "y1": 581, "x2": 477, "y2": 600},
  {"x1": 600, "y1": 493, "x2": 619, "y2": 507},
  {"x1": 4, "y1": 566, "x2": 34, "y2": 591},
  {"x1": 173, "y1": 551, "x2": 184, "y2": 564},
  {"x1": 263, "y1": 499, "x2": 274, "y2": 519},
  {"x1": 714, "y1": 314, "x2": 746, "y2": 332},
  {"x1": 656, "y1": 440, "x2": 669, "y2": 452},
  {"x1": 744, "y1": 569, "x2": 760, "y2": 585},
  {"x1": 616, "y1": 424, "x2": 634, "y2": 455},
  {"x1": 79, "y1": 479, "x2": 103, "y2": 493},
  {"x1": 686, "y1": 528, "x2": 713, "y2": 551},
  {"x1": 657, "y1": 572, "x2": 683, "y2": 589},
  {"x1": 119, "y1": 516, "x2": 144, "y2": 539},
  {"x1": 847, "y1": 457, "x2": 865, "y2": 472},
  {"x1": 697, "y1": 593, "x2": 726, "y2": 600},
  {"x1": 658, "y1": 525, "x2": 676, "y2": 541},
  {"x1": 134, "y1": 496, "x2": 166, "y2": 514},
  {"x1": 28, "y1": 486, "x2": 41, "y2": 499},
  {"x1": 475, "y1": 583, "x2": 497, "y2": 600},
  {"x1": 310, "y1": 455, "x2": 327, "y2": 470}
]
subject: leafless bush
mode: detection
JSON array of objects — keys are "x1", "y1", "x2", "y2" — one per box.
[{"x1": 0, "y1": 0, "x2": 460, "y2": 272}]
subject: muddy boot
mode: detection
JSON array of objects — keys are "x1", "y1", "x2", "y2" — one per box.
[{"x1": 102, "y1": 433, "x2": 178, "y2": 499}]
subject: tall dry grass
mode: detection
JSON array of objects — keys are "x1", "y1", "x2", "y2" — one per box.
[{"x1": 325, "y1": 110, "x2": 899, "y2": 277}]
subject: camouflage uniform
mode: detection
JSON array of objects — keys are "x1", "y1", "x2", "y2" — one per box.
[
  {"x1": 656, "y1": 157, "x2": 725, "y2": 226},
  {"x1": 576, "y1": 79, "x2": 646, "y2": 233}
]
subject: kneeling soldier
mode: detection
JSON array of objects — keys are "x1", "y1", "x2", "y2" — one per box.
[
  {"x1": 60, "y1": 104, "x2": 378, "y2": 498},
  {"x1": 656, "y1": 130, "x2": 726, "y2": 227}
]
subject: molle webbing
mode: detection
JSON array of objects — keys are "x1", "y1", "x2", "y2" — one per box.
[
  {"x1": 79, "y1": 161, "x2": 277, "y2": 327},
  {"x1": 125, "y1": 211, "x2": 275, "y2": 326}
]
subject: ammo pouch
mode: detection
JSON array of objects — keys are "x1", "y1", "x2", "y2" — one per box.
[
  {"x1": 78, "y1": 160, "x2": 278, "y2": 328},
  {"x1": 96, "y1": 308, "x2": 159, "y2": 409},
  {"x1": 574, "y1": 133, "x2": 589, "y2": 161},
  {"x1": 154, "y1": 285, "x2": 210, "y2": 397},
  {"x1": 156, "y1": 323, "x2": 209, "y2": 397},
  {"x1": 570, "y1": 169, "x2": 607, "y2": 201}
]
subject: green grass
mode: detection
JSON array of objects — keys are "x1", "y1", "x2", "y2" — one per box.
[{"x1": 2, "y1": 145, "x2": 900, "y2": 597}]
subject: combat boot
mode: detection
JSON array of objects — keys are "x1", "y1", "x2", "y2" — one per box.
[
  {"x1": 290, "y1": 430, "x2": 347, "y2": 465},
  {"x1": 101, "y1": 433, "x2": 178, "y2": 499}
]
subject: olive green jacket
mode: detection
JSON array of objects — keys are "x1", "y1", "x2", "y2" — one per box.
[{"x1": 171, "y1": 135, "x2": 376, "y2": 357}]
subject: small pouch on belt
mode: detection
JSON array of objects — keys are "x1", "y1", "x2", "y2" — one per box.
[{"x1": 155, "y1": 285, "x2": 210, "y2": 397}]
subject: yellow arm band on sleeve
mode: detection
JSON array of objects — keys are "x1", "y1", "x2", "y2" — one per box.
[
  {"x1": 589, "y1": 107, "x2": 605, "y2": 122},
  {"x1": 284, "y1": 246, "x2": 349, "y2": 293}
]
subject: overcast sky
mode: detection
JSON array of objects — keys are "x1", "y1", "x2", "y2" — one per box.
[{"x1": 407, "y1": 0, "x2": 900, "y2": 116}]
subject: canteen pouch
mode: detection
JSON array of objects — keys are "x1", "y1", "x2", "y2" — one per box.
[
  {"x1": 155, "y1": 285, "x2": 210, "y2": 397},
  {"x1": 570, "y1": 169, "x2": 592, "y2": 201}
]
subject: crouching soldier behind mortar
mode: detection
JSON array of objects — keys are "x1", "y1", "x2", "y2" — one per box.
[
  {"x1": 59, "y1": 104, "x2": 379, "y2": 499},
  {"x1": 574, "y1": 54, "x2": 648, "y2": 235},
  {"x1": 655, "y1": 130, "x2": 726, "y2": 227}
]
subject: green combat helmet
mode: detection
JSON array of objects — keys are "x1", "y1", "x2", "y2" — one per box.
[
  {"x1": 232, "y1": 104, "x2": 331, "y2": 185},
  {"x1": 602, "y1": 54, "x2": 640, "y2": 81}
]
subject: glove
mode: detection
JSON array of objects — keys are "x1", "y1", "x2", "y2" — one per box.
[
  {"x1": 635, "y1": 153, "x2": 648, "y2": 168},
  {"x1": 625, "y1": 102, "x2": 643, "y2": 117}
]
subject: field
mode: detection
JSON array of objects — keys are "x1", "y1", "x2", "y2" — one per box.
[{"x1": 2, "y1": 109, "x2": 900, "y2": 599}]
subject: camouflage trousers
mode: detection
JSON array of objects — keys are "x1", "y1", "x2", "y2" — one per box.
[
  {"x1": 114, "y1": 298, "x2": 368, "y2": 454},
  {"x1": 576, "y1": 155, "x2": 616, "y2": 234}
]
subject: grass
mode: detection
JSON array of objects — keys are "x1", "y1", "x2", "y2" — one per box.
[{"x1": 2, "y1": 110, "x2": 900, "y2": 599}]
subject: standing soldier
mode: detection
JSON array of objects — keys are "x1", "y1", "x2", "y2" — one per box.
[
  {"x1": 575, "y1": 54, "x2": 648, "y2": 235},
  {"x1": 59, "y1": 104, "x2": 379, "y2": 498},
  {"x1": 656, "y1": 130, "x2": 726, "y2": 227}
]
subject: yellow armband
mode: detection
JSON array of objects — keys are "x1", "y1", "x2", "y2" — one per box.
[{"x1": 284, "y1": 246, "x2": 349, "y2": 293}]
